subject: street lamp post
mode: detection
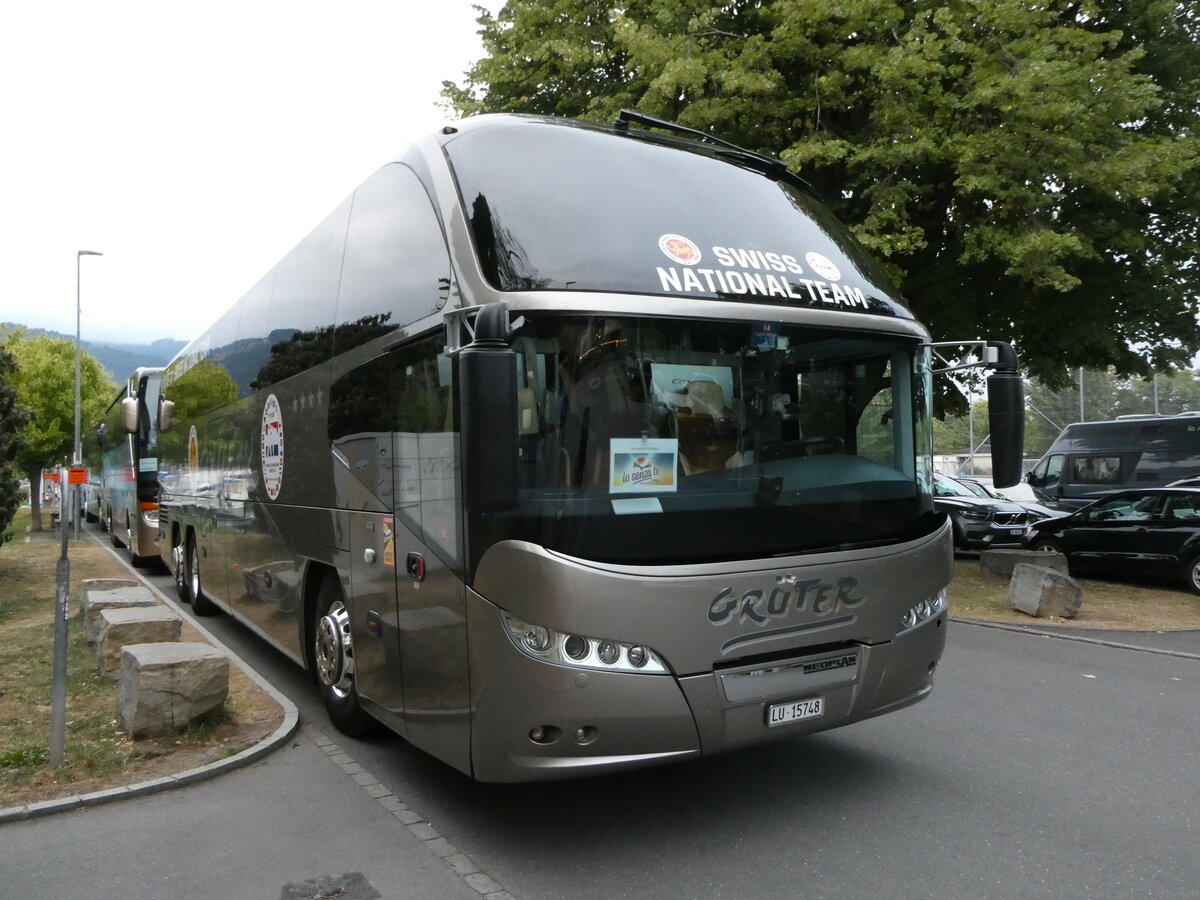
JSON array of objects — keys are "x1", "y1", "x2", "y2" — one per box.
[
  {"x1": 74, "y1": 250, "x2": 102, "y2": 538},
  {"x1": 52, "y1": 249, "x2": 102, "y2": 767}
]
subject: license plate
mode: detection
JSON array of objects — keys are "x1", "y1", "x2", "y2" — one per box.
[
  {"x1": 1009, "y1": 528, "x2": 1024, "y2": 536},
  {"x1": 767, "y1": 697, "x2": 824, "y2": 727}
]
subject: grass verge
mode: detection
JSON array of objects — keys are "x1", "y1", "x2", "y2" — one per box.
[
  {"x1": 0, "y1": 507, "x2": 283, "y2": 809},
  {"x1": 948, "y1": 556, "x2": 1200, "y2": 630}
]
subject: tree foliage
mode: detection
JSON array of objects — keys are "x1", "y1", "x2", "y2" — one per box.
[
  {"x1": 445, "y1": 0, "x2": 1200, "y2": 387},
  {"x1": 0, "y1": 343, "x2": 31, "y2": 545},
  {"x1": 1, "y1": 328, "x2": 113, "y2": 531}
]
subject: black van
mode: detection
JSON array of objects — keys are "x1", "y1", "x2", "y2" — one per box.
[{"x1": 1026, "y1": 413, "x2": 1200, "y2": 510}]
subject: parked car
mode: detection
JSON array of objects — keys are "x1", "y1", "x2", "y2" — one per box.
[
  {"x1": 1023, "y1": 487, "x2": 1200, "y2": 594},
  {"x1": 953, "y1": 476, "x2": 1060, "y2": 521},
  {"x1": 933, "y1": 473, "x2": 1040, "y2": 551},
  {"x1": 1167, "y1": 475, "x2": 1200, "y2": 488}
]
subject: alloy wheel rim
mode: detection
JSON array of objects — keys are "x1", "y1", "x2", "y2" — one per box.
[{"x1": 315, "y1": 600, "x2": 354, "y2": 699}]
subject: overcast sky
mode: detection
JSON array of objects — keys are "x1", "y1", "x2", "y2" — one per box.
[{"x1": 0, "y1": 0, "x2": 498, "y2": 346}]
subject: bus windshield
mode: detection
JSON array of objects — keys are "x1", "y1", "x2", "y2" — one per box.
[
  {"x1": 472, "y1": 314, "x2": 937, "y2": 567},
  {"x1": 445, "y1": 120, "x2": 909, "y2": 320},
  {"x1": 140, "y1": 372, "x2": 161, "y2": 458}
]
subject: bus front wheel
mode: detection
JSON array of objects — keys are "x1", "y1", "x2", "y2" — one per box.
[{"x1": 313, "y1": 573, "x2": 374, "y2": 736}]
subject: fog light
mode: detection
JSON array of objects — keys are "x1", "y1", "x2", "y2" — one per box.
[
  {"x1": 597, "y1": 640, "x2": 619, "y2": 665},
  {"x1": 522, "y1": 625, "x2": 552, "y2": 653},
  {"x1": 564, "y1": 634, "x2": 588, "y2": 660}
]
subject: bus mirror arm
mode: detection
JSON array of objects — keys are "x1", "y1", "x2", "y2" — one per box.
[
  {"x1": 459, "y1": 303, "x2": 521, "y2": 514},
  {"x1": 926, "y1": 340, "x2": 1025, "y2": 490},
  {"x1": 159, "y1": 399, "x2": 175, "y2": 433}
]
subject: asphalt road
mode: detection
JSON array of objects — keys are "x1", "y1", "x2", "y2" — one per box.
[{"x1": 128, "y1": 544, "x2": 1199, "y2": 900}]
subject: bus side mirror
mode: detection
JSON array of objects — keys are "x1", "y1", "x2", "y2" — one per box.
[
  {"x1": 121, "y1": 396, "x2": 139, "y2": 434},
  {"x1": 986, "y1": 342, "x2": 1024, "y2": 489},
  {"x1": 159, "y1": 399, "x2": 175, "y2": 433},
  {"x1": 459, "y1": 303, "x2": 519, "y2": 513}
]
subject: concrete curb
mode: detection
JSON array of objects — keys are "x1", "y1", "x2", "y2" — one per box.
[
  {"x1": 952, "y1": 616, "x2": 1200, "y2": 661},
  {"x1": 0, "y1": 534, "x2": 300, "y2": 825}
]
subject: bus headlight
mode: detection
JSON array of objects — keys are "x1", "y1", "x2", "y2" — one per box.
[
  {"x1": 897, "y1": 589, "x2": 947, "y2": 636},
  {"x1": 502, "y1": 613, "x2": 669, "y2": 674}
]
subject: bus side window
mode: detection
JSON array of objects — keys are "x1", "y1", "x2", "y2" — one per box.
[
  {"x1": 392, "y1": 336, "x2": 459, "y2": 563},
  {"x1": 334, "y1": 162, "x2": 451, "y2": 356}
]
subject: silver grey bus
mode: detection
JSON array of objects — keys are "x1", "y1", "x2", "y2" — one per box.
[
  {"x1": 156, "y1": 112, "x2": 1023, "y2": 781},
  {"x1": 88, "y1": 367, "x2": 163, "y2": 565}
]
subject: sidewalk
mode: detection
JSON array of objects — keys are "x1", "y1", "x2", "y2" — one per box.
[
  {"x1": 0, "y1": 725, "x2": 483, "y2": 899},
  {"x1": 0, "y1": 530, "x2": 507, "y2": 900}
]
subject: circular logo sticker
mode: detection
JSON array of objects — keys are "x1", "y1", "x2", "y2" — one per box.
[
  {"x1": 805, "y1": 252, "x2": 842, "y2": 281},
  {"x1": 261, "y1": 393, "x2": 284, "y2": 500},
  {"x1": 659, "y1": 234, "x2": 702, "y2": 266}
]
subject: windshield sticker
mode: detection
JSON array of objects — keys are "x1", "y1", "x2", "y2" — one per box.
[
  {"x1": 805, "y1": 252, "x2": 842, "y2": 281},
  {"x1": 610, "y1": 438, "x2": 678, "y2": 493},
  {"x1": 611, "y1": 497, "x2": 664, "y2": 516},
  {"x1": 382, "y1": 516, "x2": 395, "y2": 568},
  {"x1": 655, "y1": 241, "x2": 868, "y2": 309},
  {"x1": 659, "y1": 233, "x2": 702, "y2": 266},
  {"x1": 261, "y1": 393, "x2": 285, "y2": 500}
]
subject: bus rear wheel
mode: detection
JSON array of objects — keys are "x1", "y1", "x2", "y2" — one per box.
[
  {"x1": 314, "y1": 573, "x2": 375, "y2": 736},
  {"x1": 186, "y1": 533, "x2": 218, "y2": 616},
  {"x1": 108, "y1": 508, "x2": 121, "y2": 547}
]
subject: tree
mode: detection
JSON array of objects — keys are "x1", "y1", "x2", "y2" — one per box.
[
  {"x1": 1, "y1": 329, "x2": 113, "y2": 532},
  {"x1": 445, "y1": 1, "x2": 1200, "y2": 390},
  {"x1": 0, "y1": 343, "x2": 31, "y2": 545}
]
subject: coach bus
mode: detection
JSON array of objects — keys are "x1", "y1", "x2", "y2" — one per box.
[
  {"x1": 93, "y1": 367, "x2": 164, "y2": 565},
  {"x1": 156, "y1": 112, "x2": 1024, "y2": 782}
]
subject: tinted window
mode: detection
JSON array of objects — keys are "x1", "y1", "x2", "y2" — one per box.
[
  {"x1": 255, "y1": 198, "x2": 352, "y2": 389},
  {"x1": 328, "y1": 334, "x2": 458, "y2": 562},
  {"x1": 1072, "y1": 455, "x2": 1121, "y2": 484},
  {"x1": 445, "y1": 122, "x2": 906, "y2": 317},
  {"x1": 224, "y1": 276, "x2": 274, "y2": 397},
  {"x1": 335, "y1": 164, "x2": 451, "y2": 355}
]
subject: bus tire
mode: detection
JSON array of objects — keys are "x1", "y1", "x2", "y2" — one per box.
[
  {"x1": 186, "y1": 533, "x2": 218, "y2": 616},
  {"x1": 1185, "y1": 555, "x2": 1200, "y2": 596},
  {"x1": 314, "y1": 573, "x2": 375, "y2": 736},
  {"x1": 172, "y1": 534, "x2": 189, "y2": 602},
  {"x1": 108, "y1": 508, "x2": 121, "y2": 547}
]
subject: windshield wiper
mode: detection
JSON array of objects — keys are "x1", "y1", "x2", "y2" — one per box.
[{"x1": 612, "y1": 109, "x2": 819, "y2": 198}]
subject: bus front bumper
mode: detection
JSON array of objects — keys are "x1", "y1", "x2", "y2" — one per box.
[{"x1": 467, "y1": 596, "x2": 946, "y2": 782}]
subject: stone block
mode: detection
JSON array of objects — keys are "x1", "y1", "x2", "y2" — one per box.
[
  {"x1": 81, "y1": 585, "x2": 158, "y2": 644},
  {"x1": 117, "y1": 643, "x2": 229, "y2": 739},
  {"x1": 980, "y1": 548, "x2": 1068, "y2": 582},
  {"x1": 1008, "y1": 563, "x2": 1084, "y2": 619},
  {"x1": 96, "y1": 606, "x2": 182, "y2": 678}
]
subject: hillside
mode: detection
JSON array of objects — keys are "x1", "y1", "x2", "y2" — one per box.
[{"x1": 0, "y1": 324, "x2": 185, "y2": 382}]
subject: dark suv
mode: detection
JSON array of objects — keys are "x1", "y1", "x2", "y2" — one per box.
[{"x1": 933, "y1": 473, "x2": 1040, "y2": 551}]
